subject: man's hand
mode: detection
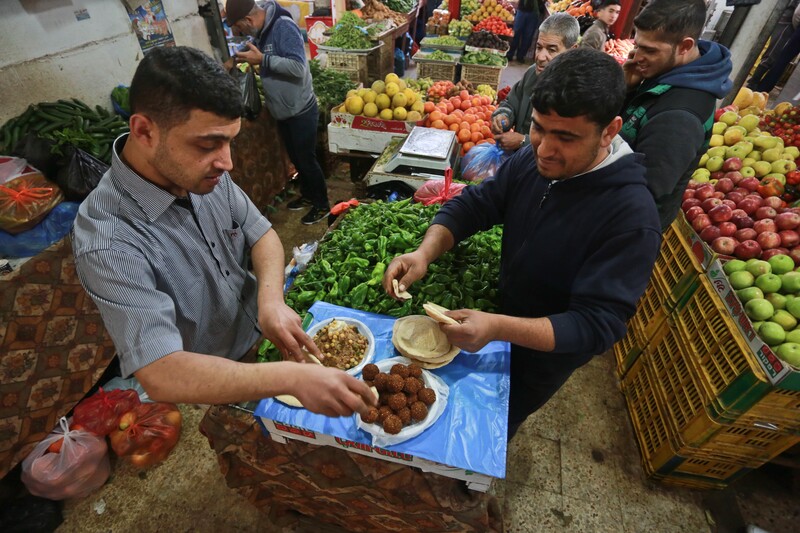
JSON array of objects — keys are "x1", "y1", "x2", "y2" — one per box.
[
  {"x1": 623, "y1": 49, "x2": 642, "y2": 89},
  {"x1": 290, "y1": 365, "x2": 377, "y2": 417},
  {"x1": 383, "y1": 251, "x2": 429, "y2": 299},
  {"x1": 259, "y1": 302, "x2": 321, "y2": 363},
  {"x1": 494, "y1": 130, "x2": 525, "y2": 152},
  {"x1": 440, "y1": 309, "x2": 497, "y2": 352},
  {"x1": 235, "y1": 42, "x2": 264, "y2": 67},
  {"x1": 491, "y1": 114, "x2": 510, "y2": 134}
]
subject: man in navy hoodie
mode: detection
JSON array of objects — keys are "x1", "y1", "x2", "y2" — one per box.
[
  {"x1": 227, "y1": 0, "x2": 330, "y2": 225},
  {"x1": 384, "y1": 48, "x2": 662, "y2": 439},
  {"x1": 620, "y1": 0, "x2": 732, "y2": 230}
]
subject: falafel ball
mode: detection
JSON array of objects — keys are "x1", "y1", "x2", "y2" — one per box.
[
  {"x1": 361, "y1": 407, "x2": 379, "y2": 424},
  {"x1": 406, "y1": 393, "x2": 418, "y2": 405},
  {"x1": 364, "y1": 379, "x2": 374, "y2": 389},
  {"x1": 390, "y1": 364, "x2": 410, "y2": 378},
  {"x1": 404, "y1": 376, "x2": 422, "y2": 394},
  {"x1": 397, "y1": 407, "x2": 412, "y2": 425},
  {"x1": 378, "y1": 406, "x2": 393, "y2": 423},
  {"x1": 362, "y1": 363, "x2": 380, "y2": 381},
  {"x1": 383, "y1": 414, "x2": 403, "y2": 434},
  {"x1": 387, "y1": 373, "x2": 405, "y2": 393},
  {"x1": 407, "y1": 363, "x2": 423, "y2": 378},
  {"x1": 374, "y1": 372, "x2": 390, "y2": 392},
  {"x1": 379, "y1": 392, "x2": 391, "y2": 406},
  {"x1": 418, "y1": 387, "x2": 436, "y2": 406},
  {"x1": 410, "y1": 401, "x2": 429, "y2": 421},
  {"x1": 388, "y1": 392, "x2": 407, "y2": 411}
]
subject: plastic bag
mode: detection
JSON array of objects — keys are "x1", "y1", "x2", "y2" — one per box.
[
  {"x1": 413, "y1": 168, "x2": 467, "y2": 206},
  {"x1": 21, "y1": 417, "x2": 110, "y2": 500},
  {"x1": 0, "y1": 172, "x2": 64, "y2": 234},
  {"x1": 460, "y1": 143, "x2": 508, "y2": 182},
  {"x1": 102, "y1": 376, "x2": 152, "y2": 403},
  {"x1": 0, "y1": 156, "x2": 29, "y2": 184},
  {"x1": 12, "y1": 133, "x2": 60, "y2": 180},
  {"x1": 0, "y1": 201, "x2": 79, "y2": 258},
  {"x1": 230, "y1": 67, "x2": 262, "y2": 120},
  {"x1": 54, "y1": 147, "x2": 108, "y2": 201},
  {"x1": 72, "y1": 387, "x2": 141, "y2": 436},
  {"x1": 109, "y1": 402, "x2": 182, "y2": 468}
]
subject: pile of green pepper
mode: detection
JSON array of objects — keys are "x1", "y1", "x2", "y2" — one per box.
[{"x1": 285, "y1": 198, "x2": 502, "y2": 317}]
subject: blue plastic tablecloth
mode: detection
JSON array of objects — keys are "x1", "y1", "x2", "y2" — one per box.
[{"x1": 255, "y1": 301, "x2": 511, "y2": 479}]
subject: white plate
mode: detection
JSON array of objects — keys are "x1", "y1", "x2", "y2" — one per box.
[
  {"x1": 355, "y1": 356, "x2": 449, "y2": 448},
  {"x1": 306, "y1": 317, "x2": 375, "y2": 376}
]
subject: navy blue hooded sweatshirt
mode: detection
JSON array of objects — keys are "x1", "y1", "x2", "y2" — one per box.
[
  {"x1": 433, "y1": 140, "x2": 661, "y2": 375},
  {"x1": 620, "y1": 40, "x2": 732, "y2": 230}
]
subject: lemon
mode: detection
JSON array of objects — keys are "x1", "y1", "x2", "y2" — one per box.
[
  {"x1": 407, "y1": 110, "x2": 422, "y2": 122},
  {"x1": 346, "y1": 89, "x2": 358, "y2": 99},
  {"x1": 396, "y1": 79, "x2": 407, "y2": 91},
  {"x1": 385, "y1": 82, "x2": 400, "y2": 98},
  {"x1": 356, "y1": 87, "x2": 368, "y2": 98},
  {"x1": 393, "y1": 107, "x2": 408, "y2": 120},
  {"x1": 363, "y1": 102, "x2": 379, "y2": 117},
  {"x1": 379, "y1": 108, "x2": 394, "y2": 120},
  {"x1": 402, "y1": 88, "x2": 417, "y2": 106},
  {"x1": 385, "y1": 73, "x2": 400, "y2": 85},
  {"x1": 391, "y1": 93, "x2": 407, "y2": 109},
  {"x1": 363, "y1": 90, "x2": 377, "y2": 104},
  {"x1": 371, "y1": 80, "x2": 386, "y2": 94},
  {"x1": 376, "y1": 93, "x2": 391, "y2": 110},
  {"x1": 345, "y1": 95, "x2": 365, "y2": 115},
  {"x1": 411, "y1": 100, "x2": 425, "y2": 113}
]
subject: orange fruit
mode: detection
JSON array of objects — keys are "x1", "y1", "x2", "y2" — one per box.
[
  {"x1": 431, "y1": 119, "x2": 446, "y2": 129},
  {"x1": 449, "y1": 122, "x2": 460, "y2": 131},
  {"x1": 460, "y1": 100, "x2": 472, "y2": 111},
  {"x1": 445, "y1": 102, "x2": 455, "y2": 113},
  {"x1": 458, "y1": 129, "x2": 472, "y2": 143},
  {"x1": 430, "y1": 110, "x2": 443, "y2": 122},
  {"x1": 471, "y1": 131, "x2": 483, "y2": 143},
  {"x1": 471, "y1": 97, "x2": 481, "y2": 107},
  {"x1": 481, "y1": 125, "x2": 492, "y2": 137},
  {"x1": 464, "y1": 114, "x2": 477, "y2": 124},
  {"x1": 460, "y1": 121, "x2": 470, "y2": 131},
  {"x1": 486, "y1": 138, "x2": 496, "y2": 144},
  {"x1": 460, "y1": 90, "x2": 470, "y2": 100},
  {"x1": 470, "y1": 123, "x2": 481, "y2": 133},
  {"x1": 443, "y1": 114, "x2": 458, "y2": 125},
  {"x1": 463, "y1": 141, "x2": 476, "y2": 152},
  {"x1": 424, "y1": 101, "x2": 435, "y2": 113}
]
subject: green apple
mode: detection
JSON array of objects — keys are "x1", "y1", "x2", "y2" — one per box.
[
  {"x1": 756, "y1": 273, "x2": 782, "y2": 294},
  {"x1": 706, "y1": 156, "x2": 724, "y2": 172},
  {"x1": 749, "y1": 150, "x2": 762, "y2": 161},
  {"x1": 781, "y1": 271, "x2": 800, "y2": 293},
  {"x1": 776, "y1": 342, "x2": 800, "y2": 367},
  {"x1": 692, "y1": 168, "x2": 711, "y2": 182},
  {"x1": 764, "y1": 173, "x2": 787, "y2": 185},
  {"x1": 723, "y1": 259, "x2": 748, "y2": 275},
  {"x1": 746, "y1": 298, "x2": 775, "y2": 321},
  {"x1": 753, "y1": 160, "x2": 772, "y2": 177},
  {"x1": 753, "y1": 321, "x2": 765, "y2": 333},
  {"x1": 712, "y1": 121, "x2": 727, "y2": 135},
  {"x1": 759, "y1": 321, "x2": 786, "y2": 345},
  {"x1": 767, "y1": 292, "x2": 787, "y2": 310},
  {"x1": 709, "y1": 134, "x2": 724, "y2": 147},
  {"x1": 726, "y1": 145, "x2": 750, "y2": 160},
  {"x1": 707, "y1": 146, "x2": 727, "y2": 158},
  {"x1": 724, "y1": 128, "x2": 745, "y2": 146},
  {"x1": 746, "y1": 260, "x2": 772, "y2": 277},
  {"x1": 781, "y1": 152, "x2": 799, "y2": 164},
  {"x1": 769, "y1": 254, "x2": 795, "y2": 275},
  {"x1": 772, "y1": 309, "x2": 798, "y2": 331},
  {"x1": 719, "y1": 110, "x2": 739, "y2": 126},
  {"x1": 729, "y1": 270, "x2": 755, "y2": 289},
  {"x1": 771, "y1": 160, "x2": 797, "y2": 174},
  {"x1": 742, "y1": 158, "x2": 757, "y2": 168},
  {"x1": 786, "y1": 294, "x2": 796, "y2": 304},
  {"x1": 783, "y1": 146, "x2": 800, "y2": 159},
  {"x1": 738, "y1": 114, "x2": 760, "y2": 132},
  {"x1": 698, "y1": 154, "x2": 709, "y2": 167},
  {"x1": 738, "y1": 287, "x2": 765, "y2": 303},
  {"x1": 785, "y1": 329, "x2": 800, "y2": 343},
  {"x1": 753, "y1": 135, "x2": 779, "y2": 150},
  {"x1": 786, "y1": 297, "x2": 800, "y2": 319},
  {"x1": 762, "y1": 147, "x2": 783, "y2": 162},
  {"x1": 741, "y1": 166, "x2": 756, "y2": 178}
]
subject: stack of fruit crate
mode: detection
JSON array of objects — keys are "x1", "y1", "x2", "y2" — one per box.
[{"x1": 617, "y1": 214, "x2": 800, "y2": 489}]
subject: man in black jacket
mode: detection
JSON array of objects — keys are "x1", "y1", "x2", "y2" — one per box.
[
  {"x1": 620, "y1": 0, "x2": 732, "y2": 229},
  {"x1": 507, "y1": 0, "x2": 547, "y2": 63},
  {"x1": 384, "y1": 49, "x2": 661, "y2": 439}
]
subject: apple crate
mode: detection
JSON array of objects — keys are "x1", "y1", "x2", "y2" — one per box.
[
  {"x1": 652, "y1": 222, "x2": 703, "y2": 312},
  {"x1": 615, "y1": 280, "x2": 669, "y2": 378},
  {"x1": 414, "y1": 51, "x2": 461, "y2": 83},
  {"x1": 326, "y1": 50, "x2": 370, "y2": 84},
  {"x1": 459, "y1": 63, "x2": 504, "y2": 90}
]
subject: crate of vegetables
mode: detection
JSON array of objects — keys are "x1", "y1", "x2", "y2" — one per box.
[
  {"x1": 459, "y1": 51, "x2": 506, "y2": 89},
  {"x1": 420, "y1": 35, "x2": 467, "y2": 52},
  {"x1": 413, "y1": 50, "x2": 461, "y2": 83},
  {"x1": 465, "y1": 30, "x2": 510, "y2": 53}
]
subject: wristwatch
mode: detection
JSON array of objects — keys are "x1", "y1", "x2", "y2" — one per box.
[{"x1": 519, "y1": 135, "x2": 529, "y2": 149}]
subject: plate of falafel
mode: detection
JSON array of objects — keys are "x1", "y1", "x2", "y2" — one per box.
[{"x1": 355, "y1": 356, "x2": 450, "y2": 447}]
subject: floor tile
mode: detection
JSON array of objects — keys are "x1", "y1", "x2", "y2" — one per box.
[
  {"x1": 561, "y1": 493, "x2": 624, "y2": 533},
  {"x1": 503, "y1": 481, "x2": 566, "y2": 533},
  {"x1": 560, "y1": 437, "x2": 624, "y2": 505},
  {"x1": 506, "y1": 433, "x2": 561, "y2": 494}
]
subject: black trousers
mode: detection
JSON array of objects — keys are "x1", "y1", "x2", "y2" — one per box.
[{"x1": 276, "y1": 101, "x2": 329, "y2": 209}]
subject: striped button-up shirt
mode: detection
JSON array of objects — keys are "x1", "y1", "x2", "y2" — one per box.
[{"x1": 72, "y1": 135, "x2": 271, "y2": 378}]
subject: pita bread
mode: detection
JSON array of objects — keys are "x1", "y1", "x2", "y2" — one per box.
[
  {"x1": 392, "y1": 279, "x2": 413, "y2": 300},
  {"x1": 423, "y1": 302, "x2": 458, "y2": 325},
  {"x1": 391, "y1": 315, "x2": 461, "y2": 368},
  {"x1": 274, "y1": 351, "x2": 323, "y2": 408}
]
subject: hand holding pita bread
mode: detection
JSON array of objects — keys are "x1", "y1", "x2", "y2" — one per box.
[
  {"x1": 439, "y1": 309, "x2": 497, "y2": 353},
  {"x1": 283, "y1": 364, "x2": 377, "y2": 417},
  {"x1": 383, "y1": 251, "x2": 429, "y2": 300}
]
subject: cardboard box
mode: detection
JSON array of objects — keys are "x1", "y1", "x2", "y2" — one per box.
[
  {"x1": 328, "y1": 105, "x2": 425, "y2": 155},
  {"x1": 259, "y1": 418, "x2": 494, "y2": 492}
]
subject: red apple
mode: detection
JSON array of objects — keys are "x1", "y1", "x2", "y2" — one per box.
[
  {"x1": 683, "y1": 189, "x2": 696, "y2": 200},
  {"x1": 761, "y1": 249, "x2": 786, "y2": 260},
  {"x1": 708, "y1": 204, "x2": 733, "y2": 222},
  {"x1": 726, "y1": 192, "x2": 744, "y2": 204},
  {"x1": 755, "y1": 206, "x2": 778, "y2": 220},
  {"x1": 754, "y1": 218, "x2": 777, "y2": 234},
  {"x1": 764, "y1": 196, "x2": 784, "y2": 210},
  {"x1": 775, "y1": 212, "x2": 800, "y2": 230},
  {"x1": 735, "y1": 240, "x2": 763, "y2": 260},
  {"x1": 715, "y1": 177, "x2": 734, "y2": 193},
  {"x1": 734, "y1": 187, "x2": 751, "y2": 196},
  {"x1": 694, "y1": 184, "x2": 716, "y2": 201},
  {"x1": 723, "y1": 171, "x2": 744, "y2": 184},
  {"x1": 711, "y1": 172, "x2": 726, "y2": 182},
  {"x1": 712, "y1": 191, "x2": 725, "y2": 199},
  {"x1": 737, "y1": 197, "x2": 760, "y2": 215},
  {"x1": 757, "y1": 231, "x2": 782, "y2": 250},
  {"x1": 682, "y1": 198, "x2": 701, "y2": 212},
  {"x1": 735, "y1": 228, "x2": 758, "y2": 241},
  {"x1": 700, "y1": 225, "x2": 721, "y2": 243},
  {"x1": 730, "y1": 208, "x2": 747, "y2": 218},
  {"x1": 718, "y1": 221, "x2": 737, "y2": 237},
  {"x1": 687, "y1": 179, "x2": 700, "y2": 189},
  {"x1": 732, "y1": 215, "x2": 755, "y2": 229},
  {"x1": 691, "y1": 214, "x2": 712, "y2": 232},
  {"x1": 702, "y1": 198, "x2": 724, "y2": 212},
  {"x1": 721, "y1": 199, "x2": 737, "y2": 210},
  {"x1": 722, "y1": 157, "x2": 743, "y2": 172},
  {"x1": 789, "y1": 246, "x2": 800, "y2": 266},
  {"x1": 780, "y1": 230, "x2": 800, "y2": 248},
  {"x1": 711, "y1": 236, "x2": 737, "y2": 255},
  {"x1": 685, "y1": 206, "x2": 705, "y2": 222},
  {"x1": 740, "y1": 177, "x2": 760, "y2": 192}
]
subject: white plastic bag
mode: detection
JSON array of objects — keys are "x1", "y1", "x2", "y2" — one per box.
[
  {"x1": 0, "y1": 157, "x2": 29, "y2": 185},
  {"x1": 21, "y1": 417, "x2": 110, "y2": 500}
]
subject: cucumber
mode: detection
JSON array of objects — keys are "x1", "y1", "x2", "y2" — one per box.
[
  {"x1": 38, "y1": 119, "x2": 71, "y2": 135},
  {"x1": 35, "y1": 109, "x2": 74, "y2": 122},
  {"x1": 96, "y1": 105, "x2": 110, "y2": 118},
  {"x1": 70, "y1": 98, "x2": 92, "y2": 112},
  {"x1": 9, "y1": 126, "x2": 21, "y2": 150}
]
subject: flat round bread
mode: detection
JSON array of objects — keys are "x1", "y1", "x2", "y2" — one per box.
[
  {"x1": 392, "y1": 278, "x2": 413, "y2": 300},
  {"x1": 274, "y1": 350, "x2": 323, "y2": 408},
  {"x1": 392, "y1": 316, "x2": 454, "y2": 360},
  {"x1": 415, "y1": 357, "x2": 455, "y2": 369},
  {"x1": 405, "y1": 343, "x2": 461, "y2": 364},
  {"x1": 423, "y1": 302, "x2": 458, "y2": 325}
]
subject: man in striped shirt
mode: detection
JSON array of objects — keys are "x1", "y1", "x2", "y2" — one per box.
[{"x1": 72, "y1": 47, "x2": 374, "y2": 417}]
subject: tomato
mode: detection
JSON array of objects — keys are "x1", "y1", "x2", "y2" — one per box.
[{"x1": 46, "y1": 424, "x2": 84, "y2": 454}]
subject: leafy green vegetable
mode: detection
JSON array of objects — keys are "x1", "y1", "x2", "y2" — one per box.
[
  {"x1": 427, "y1": 50, "x2": 457, "y2": 62},
  {"x1": 461, "y1": 51, "x2": 507, "y2": 66},
  {"x1": 383, "y1": 0, "x2": 415, "y2": 12},
  {"x1": 327, "y1": 13, "x2": 373, "y2": 49},
  {"x1": 422, "y1": 36, "x2": 465, "y2": 47},
  {"x1": 309, "y1": 59, "x2": 357, "y2": 111},
  {"x1": 111, "y1": 86, "x2": 130, "y2": 113}
]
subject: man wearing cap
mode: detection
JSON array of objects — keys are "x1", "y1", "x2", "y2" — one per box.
[{"x1": 226, "y1": 0, "x2": 330, "y2": 225}]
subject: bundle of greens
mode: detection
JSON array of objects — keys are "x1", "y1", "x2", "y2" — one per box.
[{"x1": 309, "y1": 59, "x2": 357, "y2": 111}]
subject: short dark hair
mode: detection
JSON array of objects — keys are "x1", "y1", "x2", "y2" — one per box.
[
  {"x1": 531, "y1": 48, "x2": 625, "y2": 129},
  {"x1": 129, "y1": 46, "x2": 243, "y2": 129},
  {"x1": 592, "y1": 0, "x2": 621, "y2": 10},
  {"x1": 634, "y1": 0, "x2": 706, "y2": 44}
]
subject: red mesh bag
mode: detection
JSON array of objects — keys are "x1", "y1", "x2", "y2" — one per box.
[
  {"x1": 0, "y1": 172, "x2": 63, "y2": 234},
  {"x1": 72, "y1": 387, "x2": 141, "y2": 436},
  {"x1": 109, "y1": 402, "x2": 182, "y2": 468},
  {"x1": 413, "y1": 168, "x2": 466, "y2": 206}
]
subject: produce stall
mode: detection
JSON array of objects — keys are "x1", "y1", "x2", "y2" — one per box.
[{"x1": 616, "y1": 91, "x2": 800, "y2": 489}]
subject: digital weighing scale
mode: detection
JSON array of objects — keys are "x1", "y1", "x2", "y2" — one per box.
[{"x1": 365, "y1": 127, "x2": 461, "y2": 190}]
